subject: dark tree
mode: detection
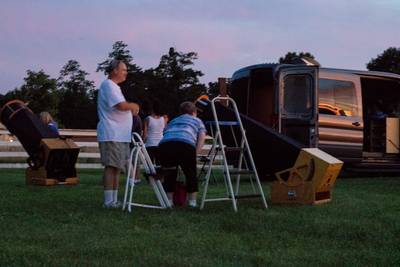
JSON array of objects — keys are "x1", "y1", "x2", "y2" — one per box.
[
  {"x1": 97, "y1": 41, "x2": 141, "y2": 74},
  {"x1": 57, "y1": 60, "x2": 97, "y2": 129},
  {"x1": 151, "y1": 47, "x2": 206, "y2": 117},
  {"x1": 367, "y1": 47, "x2": 400, "y2": 74},
  {"x1": 207, "y1": 81, "x2": 220, "y2": 98},
  {"x1": 279, "y1": 52, "x2": 315, "y2": 64},
  {"x1": 0, "y1": 88, "x2": 17, "y2": 107},
  {"x1": 1, "y1": 70, "x2": 58, "y2": 116}
]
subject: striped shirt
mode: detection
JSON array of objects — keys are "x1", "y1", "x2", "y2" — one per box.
[{"x1": 160, "y1": 114, "x2": 206, "y2": 148}]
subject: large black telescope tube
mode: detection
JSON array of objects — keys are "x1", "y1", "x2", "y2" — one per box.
[{"x1": 0, "y1": 100, "x2": 59, "y2": 168}]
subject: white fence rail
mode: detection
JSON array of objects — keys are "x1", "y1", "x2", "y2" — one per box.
[
  {"x1": 0, "y1": 129, "x2": 214, "y2": 169},
  {"x1": 0, "y1": 140, "x2": 102, "y2": 169}
]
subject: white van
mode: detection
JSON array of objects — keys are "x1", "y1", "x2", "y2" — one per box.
[{"x1": 229, "y1": 64, "x2": 400, "y2": 171}]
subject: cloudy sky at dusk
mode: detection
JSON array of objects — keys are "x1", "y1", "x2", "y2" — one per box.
[{"x1": 1, "y1": 0, "x2": 399, "y2": 94}]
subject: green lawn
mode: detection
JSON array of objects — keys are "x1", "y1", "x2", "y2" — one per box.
[{"x1": 0, "y1": 169, "x2": 399, "y2": 266}]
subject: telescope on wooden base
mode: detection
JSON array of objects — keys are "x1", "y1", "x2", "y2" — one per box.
[{"x1": 0, "y1": 100, "x2": 80, "y2": 185}]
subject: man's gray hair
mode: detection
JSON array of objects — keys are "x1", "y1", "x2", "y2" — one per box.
[{"x1": 106, "y1": 59, "x2": 124, "y2": 75}]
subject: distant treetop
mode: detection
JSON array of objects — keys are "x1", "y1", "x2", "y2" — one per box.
[
  {"x1": 278, "y1": 52, "x2": 315, "y2": 64},
  {"x1": 367, "y1": 47, "x2": 400, "y2": 75}
]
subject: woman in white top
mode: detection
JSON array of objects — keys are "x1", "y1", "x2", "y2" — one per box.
[{"x1": 143, "y1": 100, "x2": 167, "y2": 163}]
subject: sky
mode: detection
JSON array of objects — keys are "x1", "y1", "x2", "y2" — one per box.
[{"x1": 1, "y1": 0, "x2": 399, "y2": 94}]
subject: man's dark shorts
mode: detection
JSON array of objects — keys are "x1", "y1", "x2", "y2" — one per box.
[{"x1": 99, "y1": 141, "x2": 130, "y2": 172}]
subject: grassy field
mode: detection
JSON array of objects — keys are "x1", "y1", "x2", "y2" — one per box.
[{"x1": 0, "y1": 169, "x2": 399, "y2": 266}]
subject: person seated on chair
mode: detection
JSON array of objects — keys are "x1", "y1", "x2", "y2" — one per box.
[
  {"x1": 39, "y1": 111, "x2": 59, "y2": 136},
  {"x1": 158, "y1": 101, "x2": 206, "y2": 208}
]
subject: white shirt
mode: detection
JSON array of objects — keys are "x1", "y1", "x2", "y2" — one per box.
[
  {"x1": 96, "y1": 79, "x2": 132, "y2": 142},
  {"x1": 145, "y1": 116, "x2": 165, "y2": 147}
]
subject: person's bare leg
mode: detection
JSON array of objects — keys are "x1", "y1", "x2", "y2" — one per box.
[
  {"x1": 129, "y1": 163, "x2": 141, "y2": 183},
  {"x1": 135, "y1": 167, "x2": 141, "y2": 183},
  {"x1": 167, "y1": 192, "x2": 174, "y2": 206},
  {"x1": 188, "y1": 192, "x2": 197, "y2": 207},
  {"x1": 188, "y1": 192, "x2": 197, "y2": 201},
  {"x1": 112, "y1": 167, "x2": 120, "y2": 205},
  {"x1": 112, "y1": 168, "x2": 120, "y2": 189},
  {"x1": 103, "y1": 166, "x2": 117, "y2": 206}
]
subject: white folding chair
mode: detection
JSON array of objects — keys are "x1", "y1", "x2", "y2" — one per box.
[{"x1": 122, "y1": 133, "x2": 172, "y2": 212}]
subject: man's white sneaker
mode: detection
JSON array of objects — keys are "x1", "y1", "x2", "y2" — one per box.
[
  {"x1": 112, "y1": 201, "x2": 122, "y2": 209},
  {"x1": 129, "y1": 178, "x2": 142, "y2": 185},
  {"x1": 103, "y1": 201, "x2": 122, "y2": 209},
  {"x1": 188, "y1": 200, "x2": 197, "y2": 208}
]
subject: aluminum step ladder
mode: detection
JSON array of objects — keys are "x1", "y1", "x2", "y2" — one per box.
[
  {"x1": 200, "y1": 96, "x2": 268, "y2": 212},
  {"x1": 122, "y1": 133, "x2": 172, "y2": 212}
]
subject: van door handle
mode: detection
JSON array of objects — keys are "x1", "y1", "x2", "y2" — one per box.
[{"x1": 352, "y1": 122, "x2": 361, "y2": 127}]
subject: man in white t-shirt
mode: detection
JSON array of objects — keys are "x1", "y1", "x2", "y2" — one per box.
[{"x1": 97, "y1": 60, "x2": 139, "y2": 208}]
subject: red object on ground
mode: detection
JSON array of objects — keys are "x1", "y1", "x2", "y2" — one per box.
[{"x1": 173, "y1": 181, "x2": 187, "y2": 206}]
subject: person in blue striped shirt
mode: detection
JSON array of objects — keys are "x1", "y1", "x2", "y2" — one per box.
[{"x1": 158, "y1": 101, "x2": 206, "y2": 208}]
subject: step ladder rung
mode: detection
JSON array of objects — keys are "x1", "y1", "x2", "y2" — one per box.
[
  {"x1": 216, "y1": 147, "x2": 244, "y2": 152},
  {"x1": 203, "y1": 197, "x2": 231, "y2": 202},
  {"x1": 225, "y1": 169, "x2": 255, "y2": 175}
]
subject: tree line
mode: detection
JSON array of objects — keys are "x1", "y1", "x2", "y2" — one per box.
[{"x1": 1, "y1": 42, "x2": 399, "y2": 129}]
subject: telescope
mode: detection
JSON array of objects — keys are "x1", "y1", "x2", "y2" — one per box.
[{"x1": 0, "y1": 100, "x2": 80, "y2": 185}]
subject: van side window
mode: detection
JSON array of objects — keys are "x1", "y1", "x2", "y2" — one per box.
[
  {"x1": 283, "y1": 74, "x2": 313, "y2": 117},
  {"x1": 319, "y1": 79, "x2": 358, "y2": 116}
]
